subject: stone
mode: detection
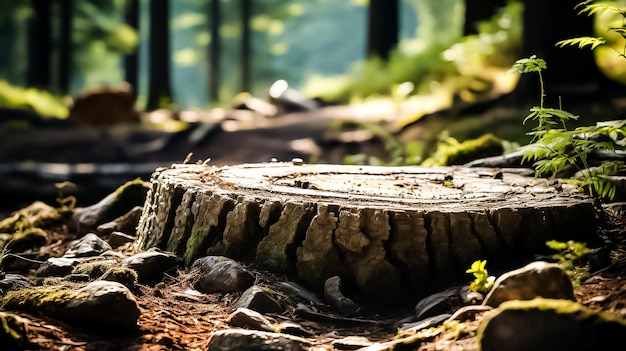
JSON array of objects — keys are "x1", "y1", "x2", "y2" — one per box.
[
  {"x1": 107, "y1": 231, "x2": 136, "y2": 249},
  {"x1": 479, "y1": 298, "x2": 626, "y2": 351},
  {"x1": 226, "y1": 308, "x2": 274, "y2": 332},
  {"x1": 483, "y1": 261, "x2": 575, "y2": 307},
  {"x1": 64, "y1": 281, "x2": 141, "y2": 330},
  {"x1": 36, "y1": 257, "x2": 80, "y2": 277},
  {"x1": 414, "y1": 286, "x2": 466, "y2": 320},
  {"x1": 206, "y1": 329, "x2": 311, "y2": 351},
  {"x1": 2, "y1": 281, "x2": 140, "y2": 331},
  {"x1": 191, "y1": 256, "x2": 255, "y2": 293},
  {"x1": 235, "y1": 285, "x2": 284, "y2": 313},
  {"x1": 63, "y1": 233, "x2": 112, "y2": 258},
  {"x1": 71, "y1": 259, "x2": 118, "y2": 278},
  {"x1": 70, "y1": 179, "x2": 149, "y2": 235},
  {"x1": 275, "y1": 281, "x2": 325, "y2": 306},
  {"x1": 121, "y1": 250, "x2": 179, "y2": 283},
  {"x1": 96, "y1": 205, "x2": 143, "y2": 236},
  {"x1": 0, "y1": 274, "x2": 33, "y2": 293}
]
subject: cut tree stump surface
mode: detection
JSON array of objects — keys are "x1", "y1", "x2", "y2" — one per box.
[{"x1": 136, "y1": 162, "x2": 597, "y2": 303}]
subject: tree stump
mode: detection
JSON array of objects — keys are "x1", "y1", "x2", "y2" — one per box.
[{"x1": 135, "y1": 162, "x2": 597, "y2": 303}]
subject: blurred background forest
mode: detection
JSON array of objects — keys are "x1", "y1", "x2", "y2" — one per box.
[
  {"x1": 2, "y1": 0, "x2": 626, "y2": 114},
  {"x1": 3, "y1": 0, "x2": 626, "y2": 207},
  {"x1": 0, "y1": 0, "x2": 606, "y2": 111}
]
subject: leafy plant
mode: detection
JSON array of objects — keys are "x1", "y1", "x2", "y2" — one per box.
[
  {"x1": 510, "y1": 55, "x2": 625, "y2": 201},
  {"x1": 546, "y1": 239, "x2": 592, "y2": 286},
  {"x1": 466, "y1": 260, "x2": 495, "y2": 294}
]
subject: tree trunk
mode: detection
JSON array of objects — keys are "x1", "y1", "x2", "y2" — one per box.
[
  {"x1": 463, "y1": 0, "x2": 506, "y2": 35},
  {"x1": 146, "y1": 0, "x2": 172, "y2": 111},
  {"x1": 367, "y1": 0, "x2": 398, "y2": 59},
  {"x1": 136, "y1": 163, "x2": 597, "y2": 303},
  {"x1": 208, "y1": 0, "x2": 221, "y2": 102},
  {"x1": 57, "y1": 0, "x2": 73, "y2": 94},
  {"x1": 241, "y1": 0, "x2": 252, "y2": 94},
  {"x1": 27, "y1": 0, "x2": 52, "y2": 89},
  {"x1": 124, "y1": 0, "x2": 140, "y2": 98},
  {"x1": 512, "y1": 0, "x2": 619, "y2": 105}
]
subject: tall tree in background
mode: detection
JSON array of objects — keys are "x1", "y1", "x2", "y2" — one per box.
[
  {"x1": 513, "y1": 0, "x2": 619, "y2": 105},
  {"x1": 27, "y1": 0, "x2": 52, "y2": 89},
  {"x1": 58, "y1": 0, "x2": 73, "y2": 94},
  {"x1": 463, "y1": 0, "x2": 506, "y2": 35},
  {"x1": 367, "y1": 0, "x2": 398, "y2": 59},
  {"x1": 147, "y1": 0, "x2": 172, "y2": 110},
  {"x1": 208, "y1": 0, "x2": 221, "y2": 102},
  {"x1": 124, "y1": 0, "x2": 139, "y2": 97},
  {"x1": 241, "y1": 0, "x2": 251, "y2": 94}
]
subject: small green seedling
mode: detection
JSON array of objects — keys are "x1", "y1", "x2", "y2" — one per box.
[
  {"x1": 509, "y1": 55, "x2": 624, "y2": 201},
  {"x1": 466, "y1": 259, "x2": 495, "y2": 294},
  {"x1": 546, "y1": 239, "x2": 592, "y2": 286}
]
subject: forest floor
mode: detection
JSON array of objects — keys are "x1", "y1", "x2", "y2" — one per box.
[{"x1": 8, "y1": 205, "x2": 626, "y2": 351}]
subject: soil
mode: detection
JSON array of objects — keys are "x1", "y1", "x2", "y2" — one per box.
[{"x1": 2, "y1": 204, "x2": 625, "y2": 351}]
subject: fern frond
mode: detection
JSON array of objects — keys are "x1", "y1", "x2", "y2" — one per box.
[
  {"x1": 577, "y1": 3, "x2": 626, "y2": 17},
  {"x1": 556, "y1": 37, "x2": 606, "y2": 50}
]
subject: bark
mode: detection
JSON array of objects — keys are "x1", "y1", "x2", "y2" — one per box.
[
  {"x1": 146, "y1": 0, "x2": 172, "y2": 110},
  {"x1": 136, "y1": 163, "x2": 598, "y2": 302},
  {"x1": 367, "y1": 0, "x2": 398, "y2": 60}
]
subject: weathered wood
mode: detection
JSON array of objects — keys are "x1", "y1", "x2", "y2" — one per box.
[{"x1": 135, "y1": 162, "x2": 598, "y2": 303}]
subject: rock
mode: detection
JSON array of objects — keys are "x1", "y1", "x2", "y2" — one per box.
[
  {"x1": 479, "y1": 298, "x2": 626, "y2": 351},
  {"x1": 97, "y1": 206, "x2": 143, "y2": 236},
  {"x1": 70, "y1": 178, "x2": 149, "y2": 235},
  {"x1": 2, "y1": 281, "x2": 140, "y2": 331},
  {"x1": 235, "y1": 285, "x2": 284, "y2": 313},
  {"x1": 206, "y1": 329, "x2": 311, "y2": 351},
  {"x1": 227, "y1": 307, "x2": 275, "y2": 332},
  {"x1": 65, "y1": 281, "x2": 141, "y2": 330},
  {"x1": 36, "y1": 257, "x2": 80, "y2": 277},
  {"x1": 63, "y1": 233, "x2": 112, "y2": 258},
  {"x1": 0, "y1": 311, "x2": 29, "y2": 351},
  {"x1": 275, "y1": 281, "x2": 325, "y2": 306},
  {"x1": 414, "y1": 286, "x2": 466, "y2": 320},
  {"x1": 121, "y1": 250, "x2": 179, "y2": 283},
  {"x1": 107, "y1": 231, "x2": 137, "y2": 249},
  {"x1": 191, "y1": 256, "x2": 255, "y2": 293},
  {"x1": 324, "y1": 276, "x2": 360, "y2": 315},
  {"x1": 483, "y1": 261, "x2": 574, "y2": 307},
  {"x1": 1, "y1": 227, "x2": 48, "y2": 253},
  {"x1": 0, "y1": 274, "x2": 33, "y2": 293},
  {"x1": 0, "y1": 201, "x2": 65, "y2": 233},
  {"x1": 71, "y1": 259, "x2": 117, "y2": 278},
  {"x1": 99, "y1": 267, "x2": 138, "y2": 288}
]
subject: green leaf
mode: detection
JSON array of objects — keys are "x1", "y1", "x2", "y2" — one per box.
[
  {"x1": 508, "y1": 55, "x2": 547, "y2": 74},
  {"x1": 556, "y1": 37, "x2": 606, "y2": 50}
]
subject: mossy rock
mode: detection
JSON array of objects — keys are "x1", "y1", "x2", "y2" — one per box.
[
  {"x1": 72, "y1": 260, "x2": 118, "y2": 279},
  {"x1": 0, "y1": 201, "x2": 65, "y2": 233},
  {"x1": 0, "y1": 227, "x2": 48, "y2": 252},
  {"x1": 478, "y1": 298, "x2": 626, "y2": 351},
  {"x1": 71, "y1": 178, "x2": 150, "y2": 235},
  {"x1": 100, "y1": 266, "x2": 138, "y2": 288}
]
